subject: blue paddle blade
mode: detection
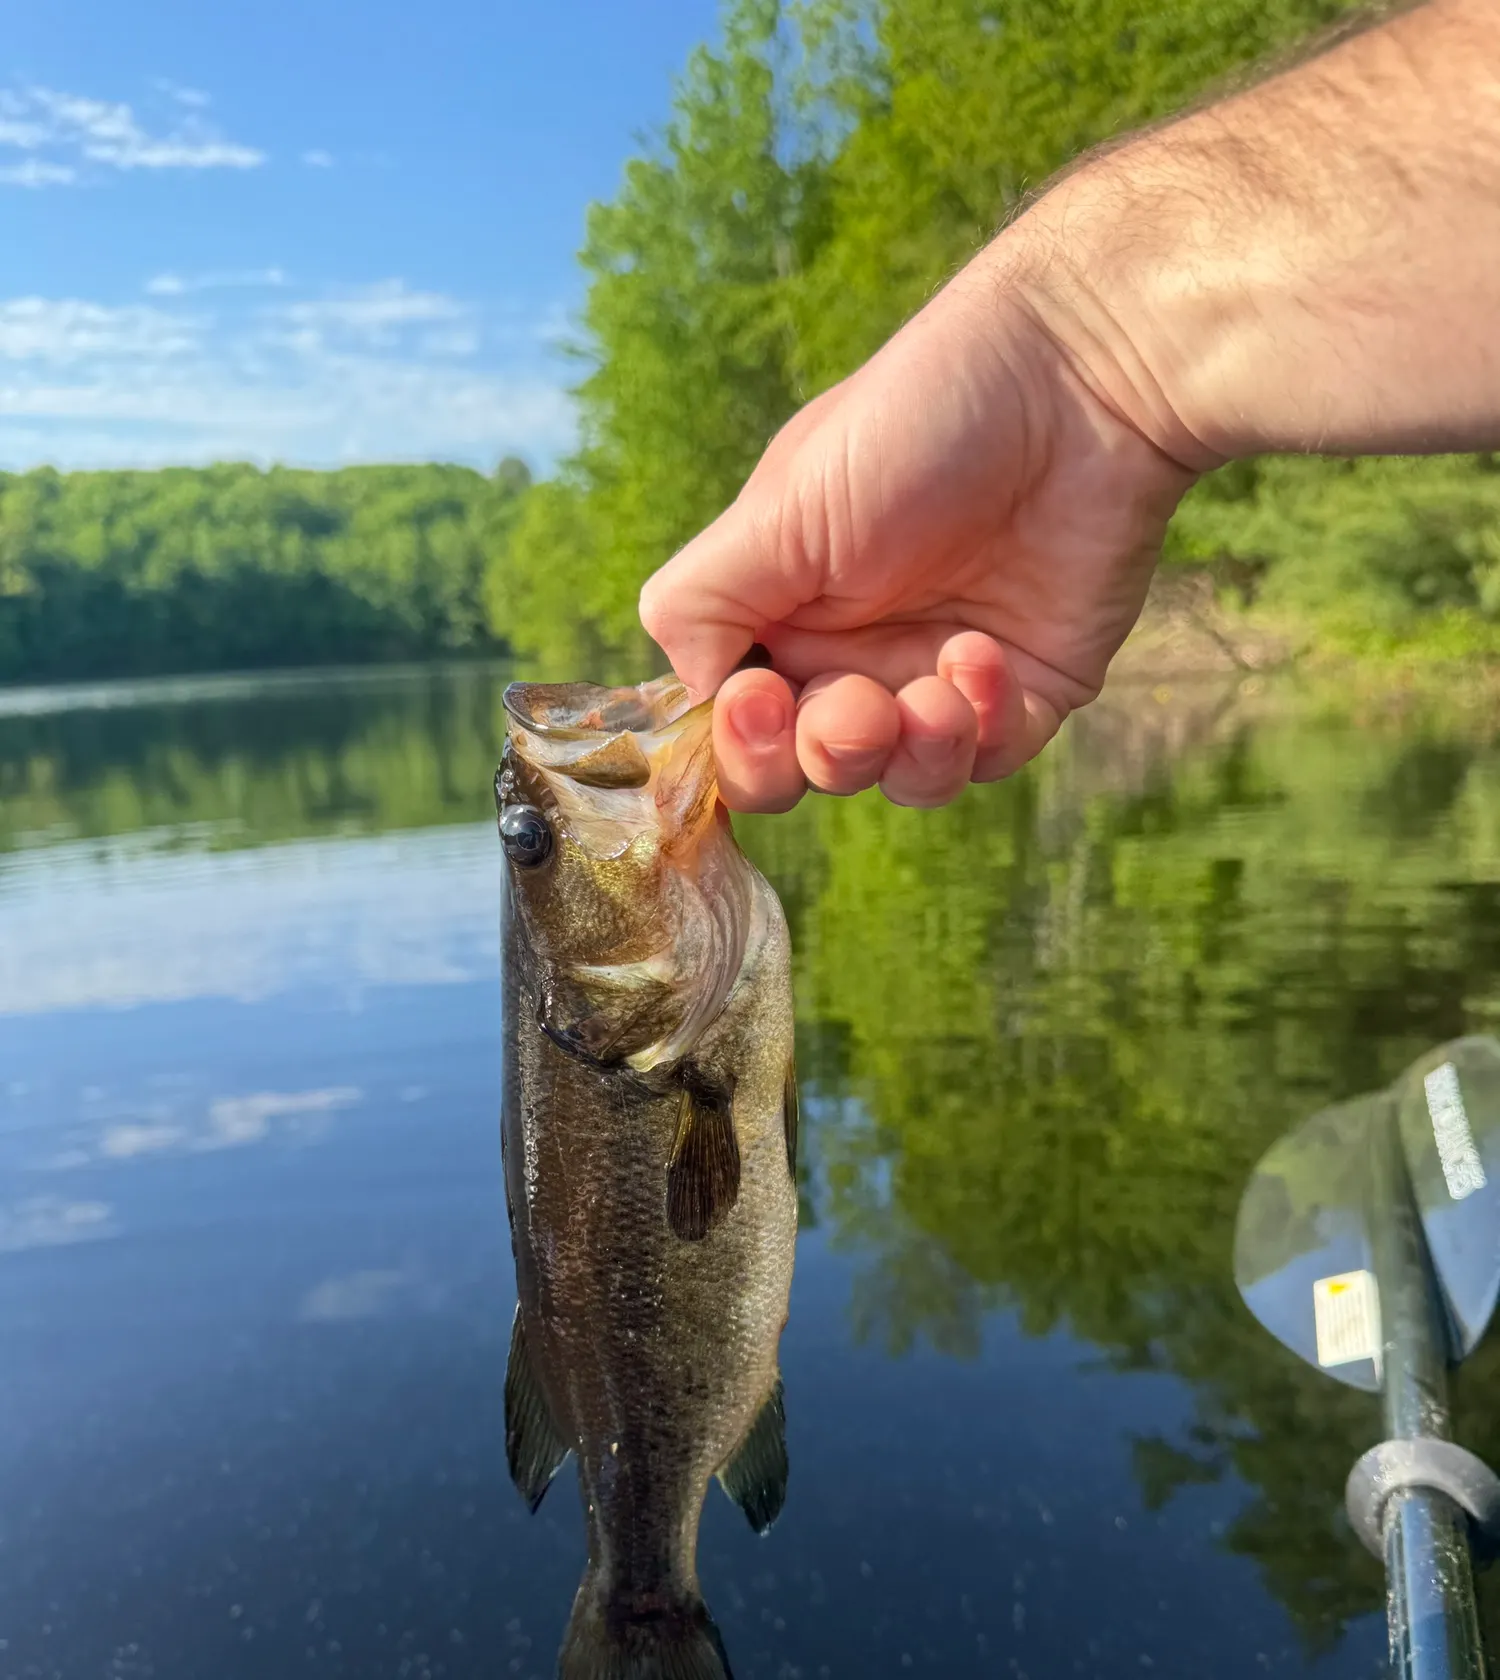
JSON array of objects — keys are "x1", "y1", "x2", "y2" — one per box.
[
  {"x1": 1233, "y1": 1093, "x2": 1388, "y2": 1394},
  {"x1": 1393, "y1": 1035, "x2": 1500, "y2": 1359}
]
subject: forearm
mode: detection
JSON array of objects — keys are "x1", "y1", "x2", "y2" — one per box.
[{"x1": 986, "y1": 0, "x2": 1500, "y2": 467}]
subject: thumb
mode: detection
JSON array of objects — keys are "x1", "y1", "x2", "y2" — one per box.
[{"x1": 638, "y1": 498, "x2": 813, "y2": 696}]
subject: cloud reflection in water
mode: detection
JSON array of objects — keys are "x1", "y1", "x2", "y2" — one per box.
[
  {"x1": 0, "y1": 825, "x2": 498, "y2": 1017},
  {"x1": 0, "y1": 1195, "x2": 115, "y2": 1253}
]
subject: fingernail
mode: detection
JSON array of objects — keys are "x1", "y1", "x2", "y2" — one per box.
[
  {"x1": 726, "y1": 691, "x2": 789, "y2": 748},
  {"x1": 950, "y1": 663, "x2": 996, "y2": 693},
  {"x1": 947, "y1": 665, "x2": 1002, "y2": 719},
  {"x1": 821, "y1": 741, "x2": 887, "y2": 772},
  {"x1": 916, "y1": 733, "x2": 964, "y2": 763}
]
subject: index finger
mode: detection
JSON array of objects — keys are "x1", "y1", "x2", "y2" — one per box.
[
  {"x1": 638, "y1": 501, "x2": 813, "y2": 697},
  {"x1": 712, "y1": 667, "x2": 806, "y2": 813}
]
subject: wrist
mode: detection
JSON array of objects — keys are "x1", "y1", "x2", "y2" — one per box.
[
  {"x1": 977, "y1": 140, "x2": 1256, "y2": 474},
  {"x1": 977, "y1": 0, "x2": 1500, "y2": 466}
]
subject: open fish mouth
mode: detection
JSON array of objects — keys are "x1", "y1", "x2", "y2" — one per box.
[
  {"x1": 502, "y1": 674, "x2": 698, "y2": 741},
  {"x1": 498, "y1": 675, "x2": 750, "y2": 1074},
  {"x1": 501, "y1": 676, "x2": 718, "y2": 858}
]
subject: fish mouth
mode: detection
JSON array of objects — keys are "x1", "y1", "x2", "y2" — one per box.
[
  {"x1": 500, "y1": 677, "x2": 753, "y2": 1075},
  {"x1": 502, "y1": 675, "x2": 698, "y2": 741},
  {"x1": 501, "y1": 676, "x2": 718, "y2": 857}
]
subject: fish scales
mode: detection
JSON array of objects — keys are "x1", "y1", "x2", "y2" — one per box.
[{"x1": 496, "y1": 674, "x2": 797, "y2": 1680}]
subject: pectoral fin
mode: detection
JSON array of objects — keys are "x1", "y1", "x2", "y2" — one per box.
[
  {"x1": 504, "y1": 1308, "x2": 570, "y2": 1511},
  {"x1": 783, "y1": 1063, "x2": 799, "y2": 1178},
  {"x1": 667, "y1": 1073, "x2": 740, "y2": 1242},
  {"x1": 717, "y1": 1378, "x2": 788, "y2": 1534}
]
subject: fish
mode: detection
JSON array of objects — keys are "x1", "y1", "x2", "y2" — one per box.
[{"x1": 495, "y1": 674, "x2": 799, "y2": 1680}]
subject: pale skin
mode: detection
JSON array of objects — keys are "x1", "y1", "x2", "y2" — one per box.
[{"x1": 637, "y1": 0, "x2": 1500, "y2": 813}]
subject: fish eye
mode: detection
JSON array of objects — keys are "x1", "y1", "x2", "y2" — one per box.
[{"x1": 500, "y1": 804, "x2": 554, "y2": 869}]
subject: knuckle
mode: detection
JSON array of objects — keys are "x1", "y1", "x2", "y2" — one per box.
[{"x1": 637, "y1": 574, "x2": 671, "y2": 639}]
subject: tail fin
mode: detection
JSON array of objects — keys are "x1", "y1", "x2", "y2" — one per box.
[{"x1": 557, "y1": 1575, "x2": 732, "y2": 1680}]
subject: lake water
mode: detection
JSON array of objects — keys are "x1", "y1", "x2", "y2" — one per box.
[{"x1": 1, "y1": 662, "x2": 1496, "y2": 1680}]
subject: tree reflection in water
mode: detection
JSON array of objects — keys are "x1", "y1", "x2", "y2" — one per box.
[
  {"x1": 742, "y1": 680, "x2": 1500, "y2": 1655},
  {"x1": 4, "y1": 665, "x2": 1496, "y2": 1655}
]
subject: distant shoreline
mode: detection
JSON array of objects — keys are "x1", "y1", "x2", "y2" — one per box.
[
  {"x1": 0, "y1": 655, "x2": 514, "y2": 719},
  {"x1": 1112, "y1": 567, "x2": 1500, "y2": 692},
  {"x1": 0, "y1": 595, "x2": 1492, "y2": 726}
]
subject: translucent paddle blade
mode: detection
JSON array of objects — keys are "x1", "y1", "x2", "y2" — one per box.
[
  {"x1": 1394, "y1": 1035, "x2": 1500, "y2": 1358},
  {"x1": 1233, "y1": 1094, "x2": 1388, "y2": 1393}
]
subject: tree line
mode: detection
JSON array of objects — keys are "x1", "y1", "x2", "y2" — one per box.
[
  {"x1": 0, "y1": 459, "x2": 530, "y2": 683},
  {"x1": 7, "y1": 0, "x2": 1500, "y2": 685}
]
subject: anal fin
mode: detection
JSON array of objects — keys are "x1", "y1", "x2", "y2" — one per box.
[
  {"x1": 504, "y1": 1307, "x2": 570, "y2": 1511},
  {"x1": 717, "y1": 1378, "x2": 788, "y2": 1534},
  {"x1": 667, "y1": 1072, "x2": 740, "y2": 1242}
]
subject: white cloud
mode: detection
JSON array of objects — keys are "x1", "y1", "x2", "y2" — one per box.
[
  {"x1": 0, "y1": 825, "x2": 500, "y2": 1015},
  {"x1": 0, "y1": 1196, "x2": 114, "y2": 1254},
  {"x1": 0, "y1": 115, "x2": 48, "y2": 149},
  {"x1": 302, "y1": 149, "x2": 334, "y2": 169},
  {"x1": 46, "y1": 1085, "x2": 361, "y2": 1171},
  {"x1": 0, "y1": 278, "x2": 574, "y2": 470},
  {"x1": 101, "y1": 1121, "x2": 183, "y2": 1158},
  {"x1": 155, "y1": 79, "x2": 211, "y2": 110},
  {"x1": 0, "y1": 83, "x2": 264, "y2": 184},
  {"x1": 0, "y1": 159, "x2": 76, "y2": 188},
  {"x1": 422, "y1": 328, "x2": 481, "y2": 359},
  {"x1": 145, "y1": 267, "x2": 287, "y2": 297},
  {"x1": 277, "y1": 280, "x2": 466, "y2": 341},
  {"x1": 299, "y1": 1268, "x2": 411, "y2": 1322},
  {"x1": 0, "y1": 297, "x2": 199, "y2": 363},
  {"x1": 201, "y1": 1087, "x2": 360, "y2": 1150}
]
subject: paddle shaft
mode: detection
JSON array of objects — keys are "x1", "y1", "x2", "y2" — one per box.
[{"x1": 1371, "y1": 1114, "x2": 1488, "y2": 1680}]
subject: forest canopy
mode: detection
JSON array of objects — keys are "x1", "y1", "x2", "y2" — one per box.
[
  {"x1": 0, "y1": 459, "x2": 529, "y2": 681},
  {"x1": 6, "y1": 0, "x2": 1500, "y2": 684}
]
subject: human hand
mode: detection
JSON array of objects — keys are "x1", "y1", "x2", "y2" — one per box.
[
  {"x1": 638, "y1": 247, "x2": 1201, "y2": 812},
  {"x1": 643, "y1": 0, "x2": 1500, "y2": 814}
]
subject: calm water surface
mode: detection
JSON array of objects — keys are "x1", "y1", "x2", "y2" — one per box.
[{"x1": 2, "y1": 663, "x2": 1497, "y2": 1679}]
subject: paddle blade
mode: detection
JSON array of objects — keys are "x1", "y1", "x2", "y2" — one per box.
[
  {"x1": 1233, "y1": 1094, "x2": 1387, "y2": 1393},
  {"x1": 1394, "y1": 1035, "x2": 1500, "y2": 1358}
]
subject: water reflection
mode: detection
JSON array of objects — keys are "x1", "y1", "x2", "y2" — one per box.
[
  {"x1": 753, "y1": 686, "x2": 1500, "y2": 1655},
  {"x1": 0, "y1": 661, "x2": 510, "y2": 854},
  {"x1": 0, "y1": 666, "x2": 1495, "y2": 1674}
]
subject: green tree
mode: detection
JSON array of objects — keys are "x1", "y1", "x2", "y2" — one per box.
[
  {"x1": 0, "y1": 460, "x2": 532, "y2": 683},
  {"x1": 501, "y1": 0, "x2": 835, "y2": 678},
  {"x1": 1168, "y1": 453, "x2": 1500, "y2": 656},
  {"x1": 792, "y1": 0, "x2": 1361, "y2": 387},
  {"x1": 492, "y1": 0, "x2": 1500, "y2": 681}
]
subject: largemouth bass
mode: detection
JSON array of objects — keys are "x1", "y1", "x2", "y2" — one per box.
[{"x1": 496, "y1": 675, "x2": 798, "y2": 1680}]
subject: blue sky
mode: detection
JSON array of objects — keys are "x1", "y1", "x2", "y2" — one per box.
[{"x1": 0, "y1": 0, "x2": 719, "y2": 474}]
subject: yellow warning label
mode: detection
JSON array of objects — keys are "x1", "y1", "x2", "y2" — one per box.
[{"x1": 1313, "y1": 1269, "x2": 1382, "y2": 1368}]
